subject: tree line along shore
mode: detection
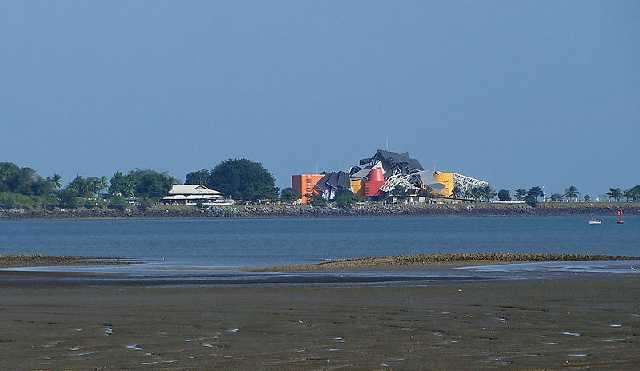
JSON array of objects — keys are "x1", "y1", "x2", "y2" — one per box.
[{"x1": 1, "y1": 160, "x2": 639, "y2": 214}]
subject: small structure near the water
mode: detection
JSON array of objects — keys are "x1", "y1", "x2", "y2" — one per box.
[
  {"x1": 616, "y1": 208, "x2": 625, "y2": 224},
  {"x1": 162, "y1": 185, "x2": 233, "y2": 206}
]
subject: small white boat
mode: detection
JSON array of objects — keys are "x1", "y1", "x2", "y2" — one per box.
[{"x1": 588, "y1": 218, "x2": 602, "y2": 225}]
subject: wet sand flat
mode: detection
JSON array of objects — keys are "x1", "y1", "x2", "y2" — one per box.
[{"x1": 1, "y1": 276, "x2": 639, "y2": 370}]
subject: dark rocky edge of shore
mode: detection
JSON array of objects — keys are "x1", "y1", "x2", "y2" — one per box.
[
  {"x1": 1, "y1": 202, "x2": 639, "y2": 219},
  {"x1": 251, "y1": 253, "x2": 640, "y2": 272},
  {"x1": 0, "y1": 254, "x2": 135, "y2": 268}
]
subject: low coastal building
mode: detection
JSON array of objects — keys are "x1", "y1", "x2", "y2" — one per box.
[
  {"x1": 291, "y1": 149, "x2": 491, "y2": 204},
  {"x1": 162, "y1": 185, "x2": 233, "y2": 206}
]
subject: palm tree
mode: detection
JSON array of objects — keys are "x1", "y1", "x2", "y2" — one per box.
[
  {"x1": 607, "y1": 188, "x2": 623, "y2": 202},
  {"x1": 624, "y1": 189, "x2": 633, "y2": 202},
  {"x1": 528, "y1": 186, "x2": 544, "y2": 201},
  {"x1": 630, "y1": 185, "x2": 640, "y2": 202},
  {"x1": 50, "y1": 174, "x2": 62, "y2": 190},
  {"x1": 524, "y1": 194, "x2": 537, "y2": 207},
  {"x1": 550, "y1": 193, "x2": 563, "y2": 202},
  {"x1": 481, "y1": 185, "x2": 497, "y2": 201},
  {"x1": 564, "y1": 185, "x2": 579, "y2": 202},
  {"x1": 497, "y1": 189, "x2": 511, "y2": 201},
  {"x1": 98, "y1": 176, "x2": 109, "y2": 196},
  {"x1": 469, "y1": 185, "x2": 496, "y2": 202}
]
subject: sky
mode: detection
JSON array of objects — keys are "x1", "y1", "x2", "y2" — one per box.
[{"x1": 1, "y1": 0, "x2": 638, "y2": 196}]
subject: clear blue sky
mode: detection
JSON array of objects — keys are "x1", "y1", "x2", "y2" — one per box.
[{"x1": 1, "y1": 1, "x2": 638, "y2": 196}]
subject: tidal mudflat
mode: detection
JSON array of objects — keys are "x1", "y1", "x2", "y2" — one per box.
[{"x1": 1, "y1": 274, "x2": 639, "y2": 369}]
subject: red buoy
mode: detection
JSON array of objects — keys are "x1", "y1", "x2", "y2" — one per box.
[{"x1": 616, "y1": 208, "x2": 625, "y2": 224}]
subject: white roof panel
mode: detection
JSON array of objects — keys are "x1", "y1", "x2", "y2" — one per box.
[{"x1": 168, "y1": 185, "x2": 222, "y2": 195}]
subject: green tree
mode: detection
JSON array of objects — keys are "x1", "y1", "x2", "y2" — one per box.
[
  {"x1": 309, "y1": 194, "x2": 327, "y2": 207},
  {"x1": 59, "y1": 188, "x2": 82, "y2": 209},
  {"x1": 32, "y1": 177, "x2": 57, "y2": 196},
  {"x1": 12, "y1": 167, "x2": 38, "y2": 195},
  {"x1": 497, "y1": 189, "x2": 511, "y2": 201},
  {"x1": 109, "y1": 170, "x2": 177, "y2": 200},
  {"x1": 583, "y1": 194, "x2": 591, "y2": 202},
  {"x1": 607, "y1": 188, "x2": 623, "y2": 202},
  {"x1": 0, "y1": 162, "x2": 58, "y2": 197},
  {"x1": 514, "y1": 189, "x2": 527, "y2": 201},
  {"x1": 0, "y1": 192, "x2": 41, "y2": 209},
  {"x1": 65, "y1": 176, "x2": 107, "y2": 198},
  {"x1": 622, "y1": 186, "x2": 640, "y2": 202},
  {"x1": 467, "y1": 185, "x2": 495, "y2": 202},
  {"x1": 564, "y1": 185, "x2": 579, "y2": 202},
  {"x1": 334, "y1": 190, "x2": 355, "y2": 209},
  {"x1": 208, "y1": 159, "x2": 277, "y2": 201},
  {"x1": 479, "y1": 185, "x2": 496, "y2": 201},
  {"x1": 467, "y1": 186, "x2": 481, "y2": 201},
  {"x1": 108, "y1": 195, "x2": 130, "y2": 211},
  {"x1": 280, "y1": 187, "x2": 300, "y2": 202},
  {"x1": 550, "y1": 193, "x2": 563, "y2": 202},
  {"x1": 0, "y1": 162, "x2": 20, "y2": 193},
  {"x1": 131, "y1": 170, "x2": 177, "y2": 200},
  {"x1": 524, "y1": 194, "x2": 538, "y2": 207},
  {"x1": 0, "y1": 163, "x2": 60, "y2": 209},
  {"x1": 484, "y1": 185, "x2": 497, "y2": 201},
  {"x1": 65, "y1": 176, "x2": 89, "y2": 197},
  {"x1": 109, "y1": 171, "x2": 136, "y2": 197},
  {"x1": 50, "y1": 174, "x2": 62, "y2": 190},
  {"x1": 137, "y1": 197, "x2": 156, "y2": 211},
  {"x1": 626, "y1": 185, "x2": 640, "y2": 202},
  {"x1": 528, "y1": 186, "x2": 544, "y2": 201},
  {"x1": 185, "y1": 169, "x2": 210, "y2": 186}
]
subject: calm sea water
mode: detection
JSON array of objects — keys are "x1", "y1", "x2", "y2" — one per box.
[{"x1": 0, "y1": 216, "x2": 638, "y2": 269}]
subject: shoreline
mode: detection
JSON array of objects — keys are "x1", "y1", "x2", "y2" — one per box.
[
  {"x1": 1, "y1": 202, "x2": 639, "y2": 220},
  {"x1": 4, "y1": 253, "x2": 637, "y2": 271}
]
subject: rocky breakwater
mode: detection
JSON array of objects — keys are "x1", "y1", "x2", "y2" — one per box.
[
  {"x1": 97, "y1": 201, "x2": 640, "y2": 217},
  {"x1": 1, "y1": 202, "x2": 639, "y2": 219}
]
